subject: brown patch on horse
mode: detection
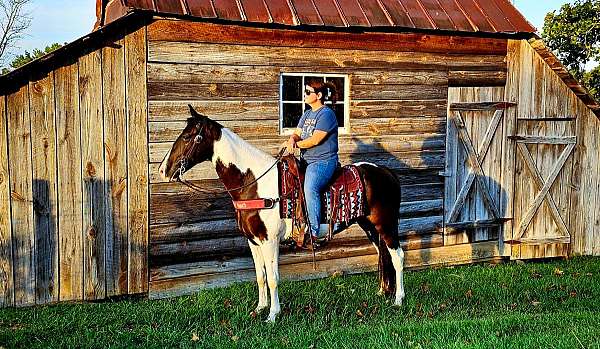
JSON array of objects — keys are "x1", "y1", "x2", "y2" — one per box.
[{"x1": 215, "y1": 159, "x2": 268, "y2": 244}]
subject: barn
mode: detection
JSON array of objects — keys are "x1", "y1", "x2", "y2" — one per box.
[{"x1": 1, "y1": 0, "x2": 599, "y2": 307}]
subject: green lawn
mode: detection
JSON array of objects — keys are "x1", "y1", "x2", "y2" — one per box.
[{"x1": 2, "y1": 256, "x2": 600, "y2": 348}]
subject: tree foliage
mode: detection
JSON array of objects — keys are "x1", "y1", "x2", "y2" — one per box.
[
  {"x1": 0, "y1": 43, "x2": 62, "y2": 75},
  {"x1": 542, "y1": 0, "x2": 600, "y2": 100}
]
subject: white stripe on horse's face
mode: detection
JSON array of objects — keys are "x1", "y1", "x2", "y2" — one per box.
[{"x1": 158, "y1": 148, "x2": 172, "y2": 181}]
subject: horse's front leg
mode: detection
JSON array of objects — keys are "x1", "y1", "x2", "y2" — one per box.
[
  {"x1": 261, "y1": 239, "x2": 281, "y2": 322},
  {"x1": 248, "y1": 241, "x2": 268, "y2": 314}
]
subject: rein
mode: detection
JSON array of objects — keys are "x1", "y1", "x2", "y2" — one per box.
[{"x1": 176, "y1": 147, "x2": 287, "y2": 196}]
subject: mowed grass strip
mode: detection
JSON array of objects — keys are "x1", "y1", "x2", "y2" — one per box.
[{"x1": 1, "y1": 256, "x2": 599, "y2": 348}]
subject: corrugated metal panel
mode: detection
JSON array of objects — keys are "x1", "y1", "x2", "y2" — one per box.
[{"x1": 105, "y1": 0, "x2": 536, "y2": 34}]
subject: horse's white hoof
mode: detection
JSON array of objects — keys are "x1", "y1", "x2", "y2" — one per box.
[
  {"x1": 265, "y1": 313, "x2": 278, "y2": 323},
  {"x1": 394, "y1": 297, "x2": 404, "y2": 307}
]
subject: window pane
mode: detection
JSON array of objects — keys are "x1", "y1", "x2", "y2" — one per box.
[
  {"x1": 331, "y1": 104, "x2": 345, "y2": 127},
  {"x1": 327, "y1": 77, "x2": 345, "y2": 103},
  {"x1": 282, "y1": 103, "x2": 303, "y2": 128},
  {"x1": 282, "y1": 76, "x2": 302, "y2": 101}
]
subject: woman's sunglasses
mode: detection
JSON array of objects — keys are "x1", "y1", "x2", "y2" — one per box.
[{"x1": 304, "y1": 89, "x2": 317, "y2": 95}]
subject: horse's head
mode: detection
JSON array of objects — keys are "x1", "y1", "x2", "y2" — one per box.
[{"x1": 158, "y1": 105, "x2": 223, "y2": 181}]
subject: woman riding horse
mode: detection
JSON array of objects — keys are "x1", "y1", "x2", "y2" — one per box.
[{"x1": 284, "y1": 79, "x2": 339, "y2": 246}]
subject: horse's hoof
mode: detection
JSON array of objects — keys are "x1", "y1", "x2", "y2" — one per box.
[
  {"x1": 393, "y1": 298, "x2": 404, "y2": 307},
  {"x1": 265, "y1": 312, "x2": 279, "y2": 323}
]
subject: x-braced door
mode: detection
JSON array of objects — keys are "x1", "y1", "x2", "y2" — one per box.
[
  {"x1": 444, "y1": 87, "x2": 516, "y2": 246},
  {"x1": 508, "y1": 117, "x2": 577, "y2": 259}
]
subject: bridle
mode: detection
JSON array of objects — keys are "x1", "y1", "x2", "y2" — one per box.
[{"x1": 171, "y1": 122, "x2": 286, "y2": 196}]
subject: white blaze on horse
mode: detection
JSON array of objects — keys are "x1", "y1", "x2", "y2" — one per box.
[{"x1": 159, "y1": 106, "x2": 405, "y2": 322}]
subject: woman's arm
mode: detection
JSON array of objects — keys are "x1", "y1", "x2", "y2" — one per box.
[{"x1": 296, "y1": 130, "x2": 328, "y2": 149}]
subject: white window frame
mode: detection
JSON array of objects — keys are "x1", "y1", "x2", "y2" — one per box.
[{"x1": 279, "y1": 73, "x2": 350, "y2": 136}]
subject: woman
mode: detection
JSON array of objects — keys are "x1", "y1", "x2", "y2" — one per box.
[{"x1": 284, "y1": 79, "x2": 339, "y2": 245}]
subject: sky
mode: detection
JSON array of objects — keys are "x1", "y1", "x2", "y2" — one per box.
[{"x1": 2, "y1": 0, "x2": 581, "y2": 64}]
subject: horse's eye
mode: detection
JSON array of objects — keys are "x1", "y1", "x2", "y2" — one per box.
[{"x1": 182, "y1": 134, "x2": 192, "y2": 142}]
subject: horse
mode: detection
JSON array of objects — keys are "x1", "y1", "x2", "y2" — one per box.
[{"x1": 158, "y1": 105, "x2": 405, "y2": 322}]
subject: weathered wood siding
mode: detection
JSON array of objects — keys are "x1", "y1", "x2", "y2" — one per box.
[
  {"x1": 504, "y1": 40, "x2": 582, "y2": 259},
  {"x1": 146, "y1": 20, "x2": 508, "y2": 298},
  {"x1": 0, "y1": 26, "x2": 149, "y2": 307}
]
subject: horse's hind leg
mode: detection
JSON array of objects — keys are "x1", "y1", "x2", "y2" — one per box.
[
  {"x1": 386, "y1": 244, "x2": 405, "y2": 306},
  {"x1": 249, "y1": 241, "x2": 268, "y2": 313},
  {"x1": 358, "y1": 219, "x2": 396, "y2": 296}
]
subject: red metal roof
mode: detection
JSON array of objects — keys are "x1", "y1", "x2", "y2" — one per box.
[{"x1": 100, "y1": 0, "x2": 536, "y2": 34}]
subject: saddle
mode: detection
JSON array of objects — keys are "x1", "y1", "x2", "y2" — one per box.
[{"x1": 277, "y1": 155, "x2": 366, "y2": 247}]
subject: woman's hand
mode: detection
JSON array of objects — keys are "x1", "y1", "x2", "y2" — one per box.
[{"x1": 286, "y1": 137, "x2": 297, "y2": 153}]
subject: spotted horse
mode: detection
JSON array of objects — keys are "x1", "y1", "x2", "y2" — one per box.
[{"x1": 158, "y1": 106, "x2": 405, "y2": 322}]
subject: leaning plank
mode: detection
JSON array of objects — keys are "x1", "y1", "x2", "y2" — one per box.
[
  {"x1": 125, "y1": 27, "x2": 149, "y2": 294},
  {"x1": 149, "y1": 241, "x2": 499, "y2": 299},
  {"x1": 0, "y1": 95, "x2": 14, "y2": 306},
  {"x1": 102, "y1": 36, "x2": 129, "y2": 297},
  {"x1": 79, "y1": 50, "x2": 106, "y2": 300},
  {"x1": 29, "y1": 73, "x2": 59, "y2": 304},
  {"x1": 7, "y1": 86, "x2": 35, "y2": 306},
  {"x1": 55, "y1": 62, "x2": 84, "y2": 301}
]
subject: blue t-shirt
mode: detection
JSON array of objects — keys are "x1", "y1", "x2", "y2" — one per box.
[{"x1": 297, "y1": 106, "x2": 339, "y2": 163}]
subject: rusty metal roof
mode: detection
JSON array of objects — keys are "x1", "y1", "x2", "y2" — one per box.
[{"x1": 100, "y1": 0, "x2": 536, "y2": 34}]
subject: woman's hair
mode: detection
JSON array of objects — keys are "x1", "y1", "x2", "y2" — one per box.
[{"x1": 306, "y1": 79, "x2": 338, "y2": 104}]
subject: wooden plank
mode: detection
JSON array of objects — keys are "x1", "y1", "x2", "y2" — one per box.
[
  {"x1": 448, "y1": 70, "x2": 507, "y2": 87},
  {"x1": 148, "y1": 81, "x2": 279, "y2": 101},
  {"x1": 146, "y1": 20, "x2": 509, "y2": 55},
  {"x1": 350, "y1": 100, "x2": 447, "y2": 119},
  {"x1": 125, "y1": 27, "x2": 149, "y2": 294},
  {"x1": 79, "y1": 50, "x2": 106, "y2": 300},
  {"x1": 148, "y1": 101, "x2": 279, "y2": 122},
  {"x1": 450, "y1": 102, "x2": 517, "y2": 111},
  {"x1": 149, "y1": 120, "x2": 279, "y2": 142},
  {"x1": 7, "y1": 85, "x2": 35, "y2": 306},
  {"x1": 0, "y1": 95, "x2": 14, "y2": 306},
  {"x1": 147, "y1": 41, "x2": 507, "y2": 71},
  {"x1": 149, "y1": 241, "x2": 499, "y2": 299},
  {"x1": 55, "y1": 62, "x2": 84, "y2": 301},
  {"x1": 508, "y1": 135, "x2": 576, "y2": 144},
  {"x1": 102, "y1": 36, "x2": 129, "y2": 297},
  {"x1": 29, "y1": 73, "x2": 59, "y2": 304},
  {"x1": 351, "y1": 84, "x2": 447, "y2": 100},
  {"x1": 516, "y1": 117, "x2": 576, "y2": 122},
  {"x1": 351, "y1": 117, "x2": 446, "y2": 136}
]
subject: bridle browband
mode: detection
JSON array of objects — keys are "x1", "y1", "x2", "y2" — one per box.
[{"x1": 171, "y1": 122, "x2": 286, "y2": 196}]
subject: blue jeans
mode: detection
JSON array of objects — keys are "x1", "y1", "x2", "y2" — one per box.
[{"x1": 304, "y1": 157, "x2": 338, "y2": 238}]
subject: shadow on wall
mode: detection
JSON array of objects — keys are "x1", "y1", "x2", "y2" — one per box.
[{"x1": 347, "y1": 134, "x2": 508, "y2": 266}]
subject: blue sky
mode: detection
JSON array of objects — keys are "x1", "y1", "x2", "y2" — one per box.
[{"x1": 4, "y1": 1, "x2": 579, "y2": 62}]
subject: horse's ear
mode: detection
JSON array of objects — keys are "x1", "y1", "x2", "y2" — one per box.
[{"x1": 188, "y1": 104, "x2": 205, "y2": 120}]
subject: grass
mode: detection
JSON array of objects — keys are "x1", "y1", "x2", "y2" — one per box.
[{"x1": 1, "y1": 256, "x2": 600, "y2": 348}]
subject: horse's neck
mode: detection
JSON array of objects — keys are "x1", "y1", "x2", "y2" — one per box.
[{"x1": 211, "y1": 128, "x2": 275, "y2": 179}]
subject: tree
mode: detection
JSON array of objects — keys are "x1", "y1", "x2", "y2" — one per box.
[
  {"x1": 542, "y1": 0, "x2": 600, "y2": 100},
  {"x1": 0, "y1": 0, "x2": 31, "y2": 67}
]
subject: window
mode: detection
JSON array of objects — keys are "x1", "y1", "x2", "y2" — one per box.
[{"x1": 279, "y1": 73, "x2": 349, "y2": 135}]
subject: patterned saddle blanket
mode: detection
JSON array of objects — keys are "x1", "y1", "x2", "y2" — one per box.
[{"x1": 277, "y1": 155, "x2": 366, "y2": 241}]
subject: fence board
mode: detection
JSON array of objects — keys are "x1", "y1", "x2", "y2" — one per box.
[
  {"x1": 125, "y1": 27, "x2": 149, "y2": 293},
  {"x1": 102, "y1": 37, "x2": 129, "y2": 296},
  {"x1": 29, "y1": 73, "x2": 59, "y2": 304},
  {"x1": 7, "y1": 86, "x2": 35, "y2": 306},
  {"x1": 79, "y1": 50, "x2": 107, "y2": 300},
  {"x1": 55, "y1": 62, "x2": 84, "y2": 301},
  {"x1": 0, "y1": 95, "x2": 13, "y2": 306}
]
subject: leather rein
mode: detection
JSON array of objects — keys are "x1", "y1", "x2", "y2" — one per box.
[{"x1": 172, "y1": 126, "x2": 286, "y2": 203}]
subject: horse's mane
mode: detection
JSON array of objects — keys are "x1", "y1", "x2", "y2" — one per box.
[{"x1": 214, "y1": 128, "x2": 275, "y2": 167}]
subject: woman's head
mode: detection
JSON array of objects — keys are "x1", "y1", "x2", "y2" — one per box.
[{"x1": 304, "y1": 79, "x2": 338, "y2": 105}]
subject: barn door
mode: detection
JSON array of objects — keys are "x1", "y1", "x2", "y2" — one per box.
[
  {"x1": 508, "y1": 118, "x2": 577, "y2": 259},
  {"x1": 444, "y1": 87, "x2": 515, "y2": 246}
]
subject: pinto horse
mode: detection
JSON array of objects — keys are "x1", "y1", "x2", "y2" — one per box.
[{"x1": 159, "y1": 106, "x2": 405, "y2": 322}]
